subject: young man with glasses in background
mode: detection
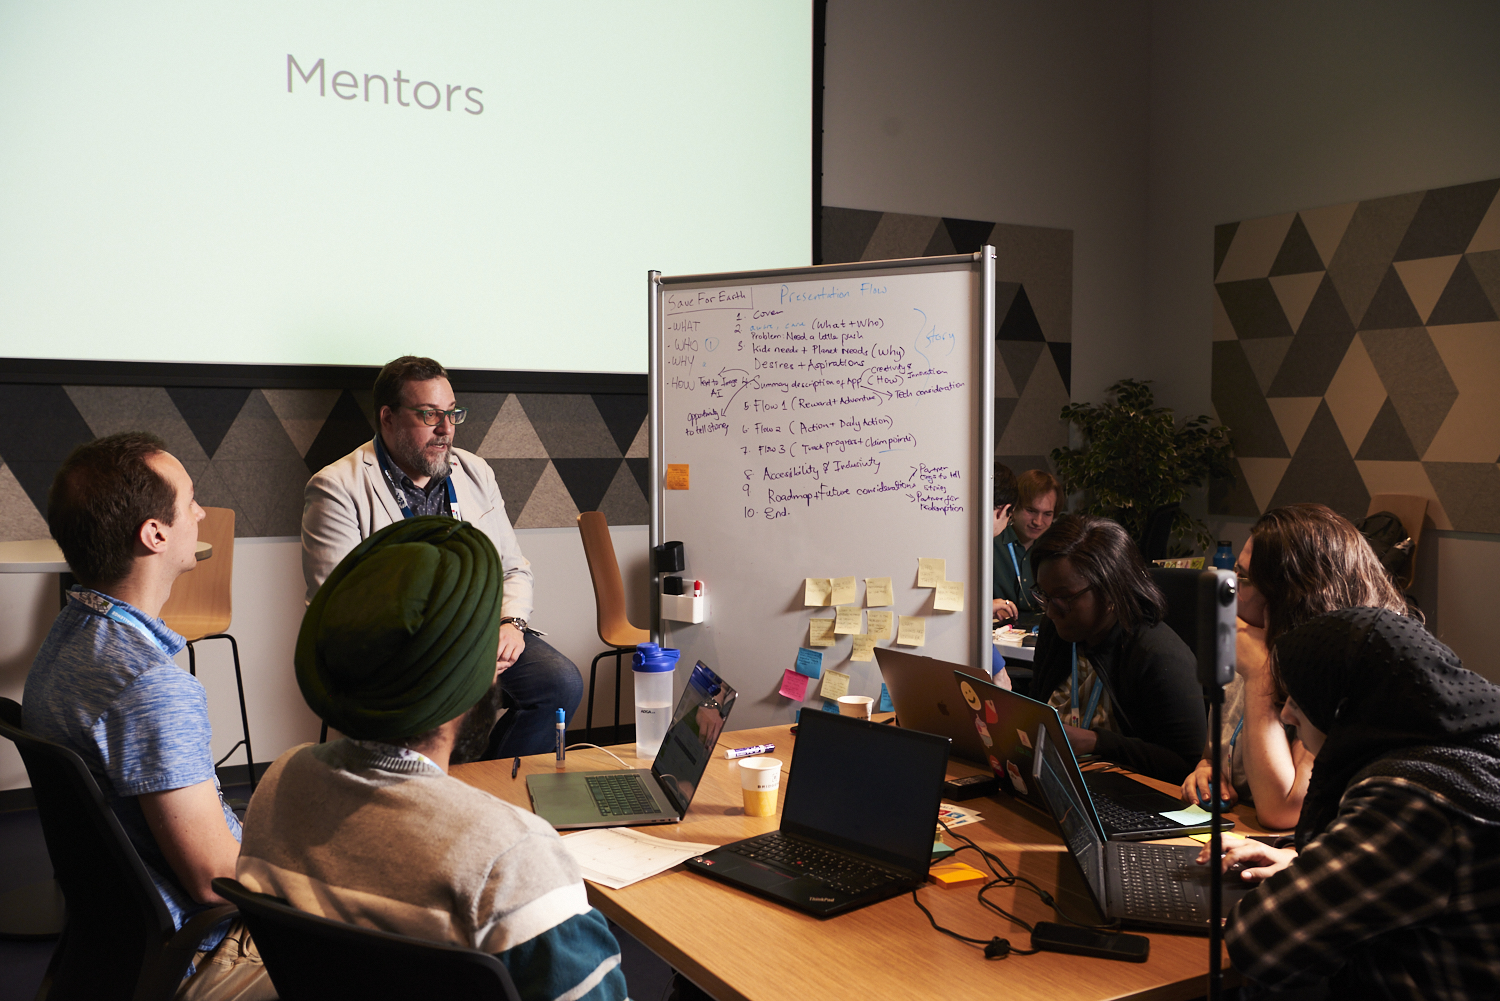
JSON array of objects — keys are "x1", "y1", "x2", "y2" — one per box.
[
  {"x1": 992, "y1": 468, "x2": 1062, "y2": 622},
  {"x1": 302, "y1": 356, "x2": 582, "y2": 759}
]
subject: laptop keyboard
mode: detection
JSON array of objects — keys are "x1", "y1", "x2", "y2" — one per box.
[
  {"x1": 1093, "y1": 795, "x2": 1172, "y2": 834},
  {"x1": 730, "y1": 832, "x2": 905, "y2": 896},
  {"x1": 586, "y1": 773, "x2": 660, "y2": 816},
  {"x1": 1117, "y1": 843, "x2": 1205, "y2": 921}
]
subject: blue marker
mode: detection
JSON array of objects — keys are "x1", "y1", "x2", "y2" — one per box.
[{"x1": 555, "y1": 708, "x2": 566, "y2": 765}]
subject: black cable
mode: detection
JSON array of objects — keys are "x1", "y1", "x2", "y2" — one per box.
[{"x1": 938, "y1": 820, "x2": 1120, "y2": 932}]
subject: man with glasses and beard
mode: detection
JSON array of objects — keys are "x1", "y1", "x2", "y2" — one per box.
[
  {"x1": 302, "y1": 355, "x2": 581, "y2": 758},
  {"x1": 239, "y1": 518, "x2": 627, "y2": 1001}
]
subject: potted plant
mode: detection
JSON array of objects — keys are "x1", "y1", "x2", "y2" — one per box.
[{"x1": 1050, "y1": 379, "x2": 1233, "y2": 556}]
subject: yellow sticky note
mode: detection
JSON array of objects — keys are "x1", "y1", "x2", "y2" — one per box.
[
  {"x1": 820, "y1": 669, "x2": 851, "y2": 700},
  {"x1": 864, "y1": 576, "x2": 893, "y2": 607},
  {"x1": 803, "y1": 578, "x2": 832, "y2": 606},
  {"x1": 834, "y1": 606, "x2": 863, "y2": 635},
  {"x1": 897, "y1": 615, "x2": 926, "y2": 647},
  {"x1": 830, "y1": 576, "x2": 857, "y2": 606},
  {"x1": 666, "y1": 464, "x2": 690, "y2": 490},
  {"x1": 866, "y1": 610, "x2": 894, "y2": 640},
  {"x1": 928, "y1": 862, "x2": 988, "y2": 887},
  {"x1": 934, "y1": 580, "x2": 965, "y2": 612},
  {"x1": 808, "y1": 617, "x2": 836, "y2": 648},
  {"x1": 850, "y1": 634, "x2": 875, "y2": 662},
  {"x1": 917, "y1": 558, "x2": 946, "y2": 588}
]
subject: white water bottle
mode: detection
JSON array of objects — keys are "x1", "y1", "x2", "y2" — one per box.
[{"x1": 632, "y1": 643, "x2": 680, "y2": 758}]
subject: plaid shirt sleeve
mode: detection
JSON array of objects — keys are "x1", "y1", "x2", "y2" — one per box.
[{"x1": 1225, "y1": 778, "x2": 1457, "y2": 990}]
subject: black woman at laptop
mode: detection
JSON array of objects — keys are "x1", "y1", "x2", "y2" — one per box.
[
  {"x1": 1026, "y1": 514, "x2": 1204, "y2": 784},
  {"x1": 1179, "y1": 504, "x2": 1413, "y2": 830},
  {"x1": 1208, "y1": 608, "x2": 1500, "y2": 999}
]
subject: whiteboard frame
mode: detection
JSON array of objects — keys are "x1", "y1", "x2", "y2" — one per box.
[{"x1": 648, "y1": 250, "x2": 996, "y2": 707}]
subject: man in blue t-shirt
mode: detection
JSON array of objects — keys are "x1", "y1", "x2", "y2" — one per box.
[{"x1": 24, "y1": 432, "x2": 273, "y2": 1000}]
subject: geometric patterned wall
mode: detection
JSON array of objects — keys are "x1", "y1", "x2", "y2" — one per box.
[
  {"x1": 0, "y1": 378, "x2": 647, "y2": 541},
  {"x1": 821, "y1": 207, "x2": 1074, "y2": 473},
  {"x1": 1210, "y1": 177, "x2": 1500, "y2": 532}
]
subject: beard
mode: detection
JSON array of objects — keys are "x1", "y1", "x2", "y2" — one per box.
[
  {"x1": 450, "y1": 678, "x2": 506, "y2": 765},
  {"x1": 389, "y1": 432, "x2": 453, "y2": 482}
]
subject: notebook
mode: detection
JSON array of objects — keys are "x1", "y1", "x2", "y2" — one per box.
[
  {"x1": 684, "y1": 709, "x2": 950, "y2": 917},
  {"x1": 874, "y1": 648, "x2": 992, "y2": 765},
  {"x1": 1031, "y1": 723, "x2": 1250, "y2": 933},
  {"x1": 955, "y1": 671, "x2": 1229, "y2": 841},
  {"x1": 527, "y1": 662, "x2": 736, "y2": 829}
]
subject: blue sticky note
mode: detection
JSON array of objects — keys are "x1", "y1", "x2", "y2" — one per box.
[
  {"x1": 878, "y1": 683, "x2": 894, "y2": 713},
  {"x1": 793, "y1": 708, "x2": 801, "y2": 724},
  {"x1": 820, "y1": 700, "x2": 840, "y2": 713},
  {"x1": 795, "y1": 647, "x2": 823, "y2": 679}
]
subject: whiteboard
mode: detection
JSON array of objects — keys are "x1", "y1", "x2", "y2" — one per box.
[{"x1": 649, "y1": 252, "x2": 995, "y2": 728}]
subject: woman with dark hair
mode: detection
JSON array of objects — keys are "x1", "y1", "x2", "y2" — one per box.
[
  {"x1": 1028, "y1": 514, "x2": 1205, "y2": 782},
  {"x1": 1209, "y1": 609, "x2": 1500, "y2": 998},
  {"x1": 1181, "y1": 503, "x2": 1412, "y2": 829}
]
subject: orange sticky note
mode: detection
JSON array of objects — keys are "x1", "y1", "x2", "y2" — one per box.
[
  {"x1": 666, "y1": 464, "x2": 690, "y2": 489},
  {"x1": 928, "y1": 862, "x2": 988, "y2": 887}
]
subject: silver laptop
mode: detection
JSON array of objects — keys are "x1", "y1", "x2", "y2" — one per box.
[
  {"x1": 874, "y1": 648, "x2": 991, "y2": 764},
  {"x1": 527, "y1": 662, "x2": 735, "y2": 829},
  {"x1": 1032, "y1": 724, "x2": 1250, "y2": 933}
]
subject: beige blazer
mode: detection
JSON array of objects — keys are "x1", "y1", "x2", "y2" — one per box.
[{"x1": 301, "y1": 440, "x2": 534, "y2": 619}]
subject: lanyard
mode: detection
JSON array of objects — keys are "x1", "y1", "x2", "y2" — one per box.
[
  {"x1": 373, "y1": 436, "x2": 461, "y2": 522},
  {"x1": 1068, "y1": 643, "x2": 1105, "y2": 729},
  {"x1": 102, "y1": 602, "x2": 174, "y2": 658},
  {"x1": 1227, "y1": 716, "x2": 1245, "y2": 755}
]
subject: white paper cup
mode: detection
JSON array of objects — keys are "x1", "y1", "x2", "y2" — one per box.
[
  {"x1": 837, "y1": 695, "x2": 875, "y2": 719},
  {"x1": 737, "y1": 756, "x2": 783, "y2": 817}
]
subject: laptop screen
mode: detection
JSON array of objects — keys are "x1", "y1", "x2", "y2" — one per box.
[
  {"x1": 652, "y1": 662, "x2": 737, "y2": 815},
  {"x1": 780, "y1": 710, "x2": 950, "y2": 875},
  {"x1": 1033, "y1": 724, "x2": 1108, "y2": 909}
]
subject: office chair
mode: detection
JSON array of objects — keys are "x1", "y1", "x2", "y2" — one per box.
[
  {"x1": 212, "y1": 878, "x2": 522, "y2": 1001},
  {"x1": 577, "y1": 511, "x2": 650, "y2": 744},
  {"x1": 1137, "y1": 503, "x2": 1180, "y2": 564},
  {"x1": 1146, "y1": 567, "x2": 1200, "y2": 654},
  {"x1": 159, "y1": 506, "x2": 257, "y2": 791},
  {"x1": 0, "y1": 698, "x2": 237, "y2": 1001}
]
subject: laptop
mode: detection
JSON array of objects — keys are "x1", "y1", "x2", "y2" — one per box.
[
  {"x1": 527, "y1": 662, "x2": 736, "y2": 829},
  {"x1": 1031, "y1": 723, "x2": 1250, "y2": 933},
  {"x1": 684, "y1": 709, "x2": 950, "y2": 918},
  {"x1": 874, "y1": 648, "x2": 991, "y2": 765},
  {"x1": 955, "y1": 671, "x2": 1229, "y2": 841}
]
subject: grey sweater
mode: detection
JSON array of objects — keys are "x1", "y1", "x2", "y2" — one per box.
[{"x1": 238, "y1": 741, "x2": 627, "y2": 1001}]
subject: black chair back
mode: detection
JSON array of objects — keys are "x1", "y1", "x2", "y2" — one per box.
[
  {"x1": 1146, "y1": 567, "x2": 1201, "y2": 654},
  {"x1": 212, "y1": 877, "x2": 522, "y2": 1001},
  {"x1": 0, "y1": 697, "x2": 232, "y2": 1001},
  {"x1": 1138, "y1": 503, "x2": 1180, "y2": 563}
]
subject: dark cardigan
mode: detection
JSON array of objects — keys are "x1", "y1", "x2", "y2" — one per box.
[{"x1": 1030, "y1": 617, "x2": 1205, "y2": 783}]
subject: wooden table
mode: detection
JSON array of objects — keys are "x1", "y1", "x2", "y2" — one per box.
[{"x1": 454, "y1": 725, "x2": 1276, "y2": 1001}]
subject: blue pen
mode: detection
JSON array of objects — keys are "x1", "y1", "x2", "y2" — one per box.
[{"x1": 555, "y1": 708, "x2": 566, "y2": 765}]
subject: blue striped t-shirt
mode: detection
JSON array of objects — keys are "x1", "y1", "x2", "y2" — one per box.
[{"x1": 24, "y1": 587, "x2": 240, "y2": 950}]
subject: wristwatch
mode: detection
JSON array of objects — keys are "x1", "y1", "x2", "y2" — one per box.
[{"x1": 499, "y1": 616, "x2": 528, "y2": 633}]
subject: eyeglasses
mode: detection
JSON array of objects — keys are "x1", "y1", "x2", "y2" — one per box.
[
  {"x1": 1029, "y1": 584, "x2": 1093, "y2": 611},
  {"x1": 1234, "y1": 567, "x2": 1253, "y2": 587},
  {"x1": 403, "y1": 406, "x2": 468, "y2": 426}
]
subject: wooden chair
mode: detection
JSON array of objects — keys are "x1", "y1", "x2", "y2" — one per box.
[
  {"x1": 213, "y1": 878, "x2": 521, "y2": 1001},
  {"x1": 1365, "y1": 493, "x2": 1428, "y2": 591},
  {"x1": 0, "y1": 698, "x2": 237, "y2": 1001},
  {"x1": 159, "y1": 507, "x2": 256, "y2": 790},
  {"x1": 577, "y1": 512, "x2": 649, "y2": 744}
]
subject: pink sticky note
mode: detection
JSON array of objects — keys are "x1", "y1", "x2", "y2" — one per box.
[{"x1": 779, "y1": 668, "x2": 810, "y2": 700}]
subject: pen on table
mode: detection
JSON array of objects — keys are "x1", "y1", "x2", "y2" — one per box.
[
  {"x1": 512, "y1": 756, "x2": 521, "y2": 779},
  {"x1": 555, "y1": 708, "x2": 566, "y2": 765},
  {"x1": 724, "y1": 743, "x2": 774, "y2": 759}
]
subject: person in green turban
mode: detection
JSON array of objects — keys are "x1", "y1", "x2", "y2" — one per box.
[{"x1": 237, "y1": 517, "x2": 628, "y2": 1001}]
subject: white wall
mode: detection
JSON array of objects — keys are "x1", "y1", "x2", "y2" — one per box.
[{"x1": 0, "y1": 525, "x2": 651, "y2": 793}]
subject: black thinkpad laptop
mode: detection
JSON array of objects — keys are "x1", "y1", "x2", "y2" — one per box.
[
  {"x1": 684, "y1": 709, "x2": 950, "y2": 917},
  {"x1": 956, "y1": 671, "x2": 1229, "y2": 841},
  {"x1": 527, "y1": 662, "x2": 735, "y2": 829},
  {"x1": 1032, "y1": 724, "x2": 1250, "y2": 933}
]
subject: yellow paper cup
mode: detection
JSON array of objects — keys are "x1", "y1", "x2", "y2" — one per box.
[
  {"x1": 737, "y1": 756, "x2": 783, "y2": 817},
  {"x1": 837, "y1": 695, "x2": 874, "y2": 719}
]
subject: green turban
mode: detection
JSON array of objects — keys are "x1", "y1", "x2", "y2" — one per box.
[{"x1": 296, "y1": 516, "x2": 503, "y2": 740}]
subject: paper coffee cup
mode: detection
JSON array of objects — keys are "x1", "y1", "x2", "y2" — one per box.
[
  {"x1": 837, "y1": 695, "x2": 875, "y2": 719},
  {"x1": 737, "y1": 756, "x2": 783, "y2": 817}
]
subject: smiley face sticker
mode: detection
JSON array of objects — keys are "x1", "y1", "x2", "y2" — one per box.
[{"x1": 960, "y1": 680, "x2": 982, "y2": 711}]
